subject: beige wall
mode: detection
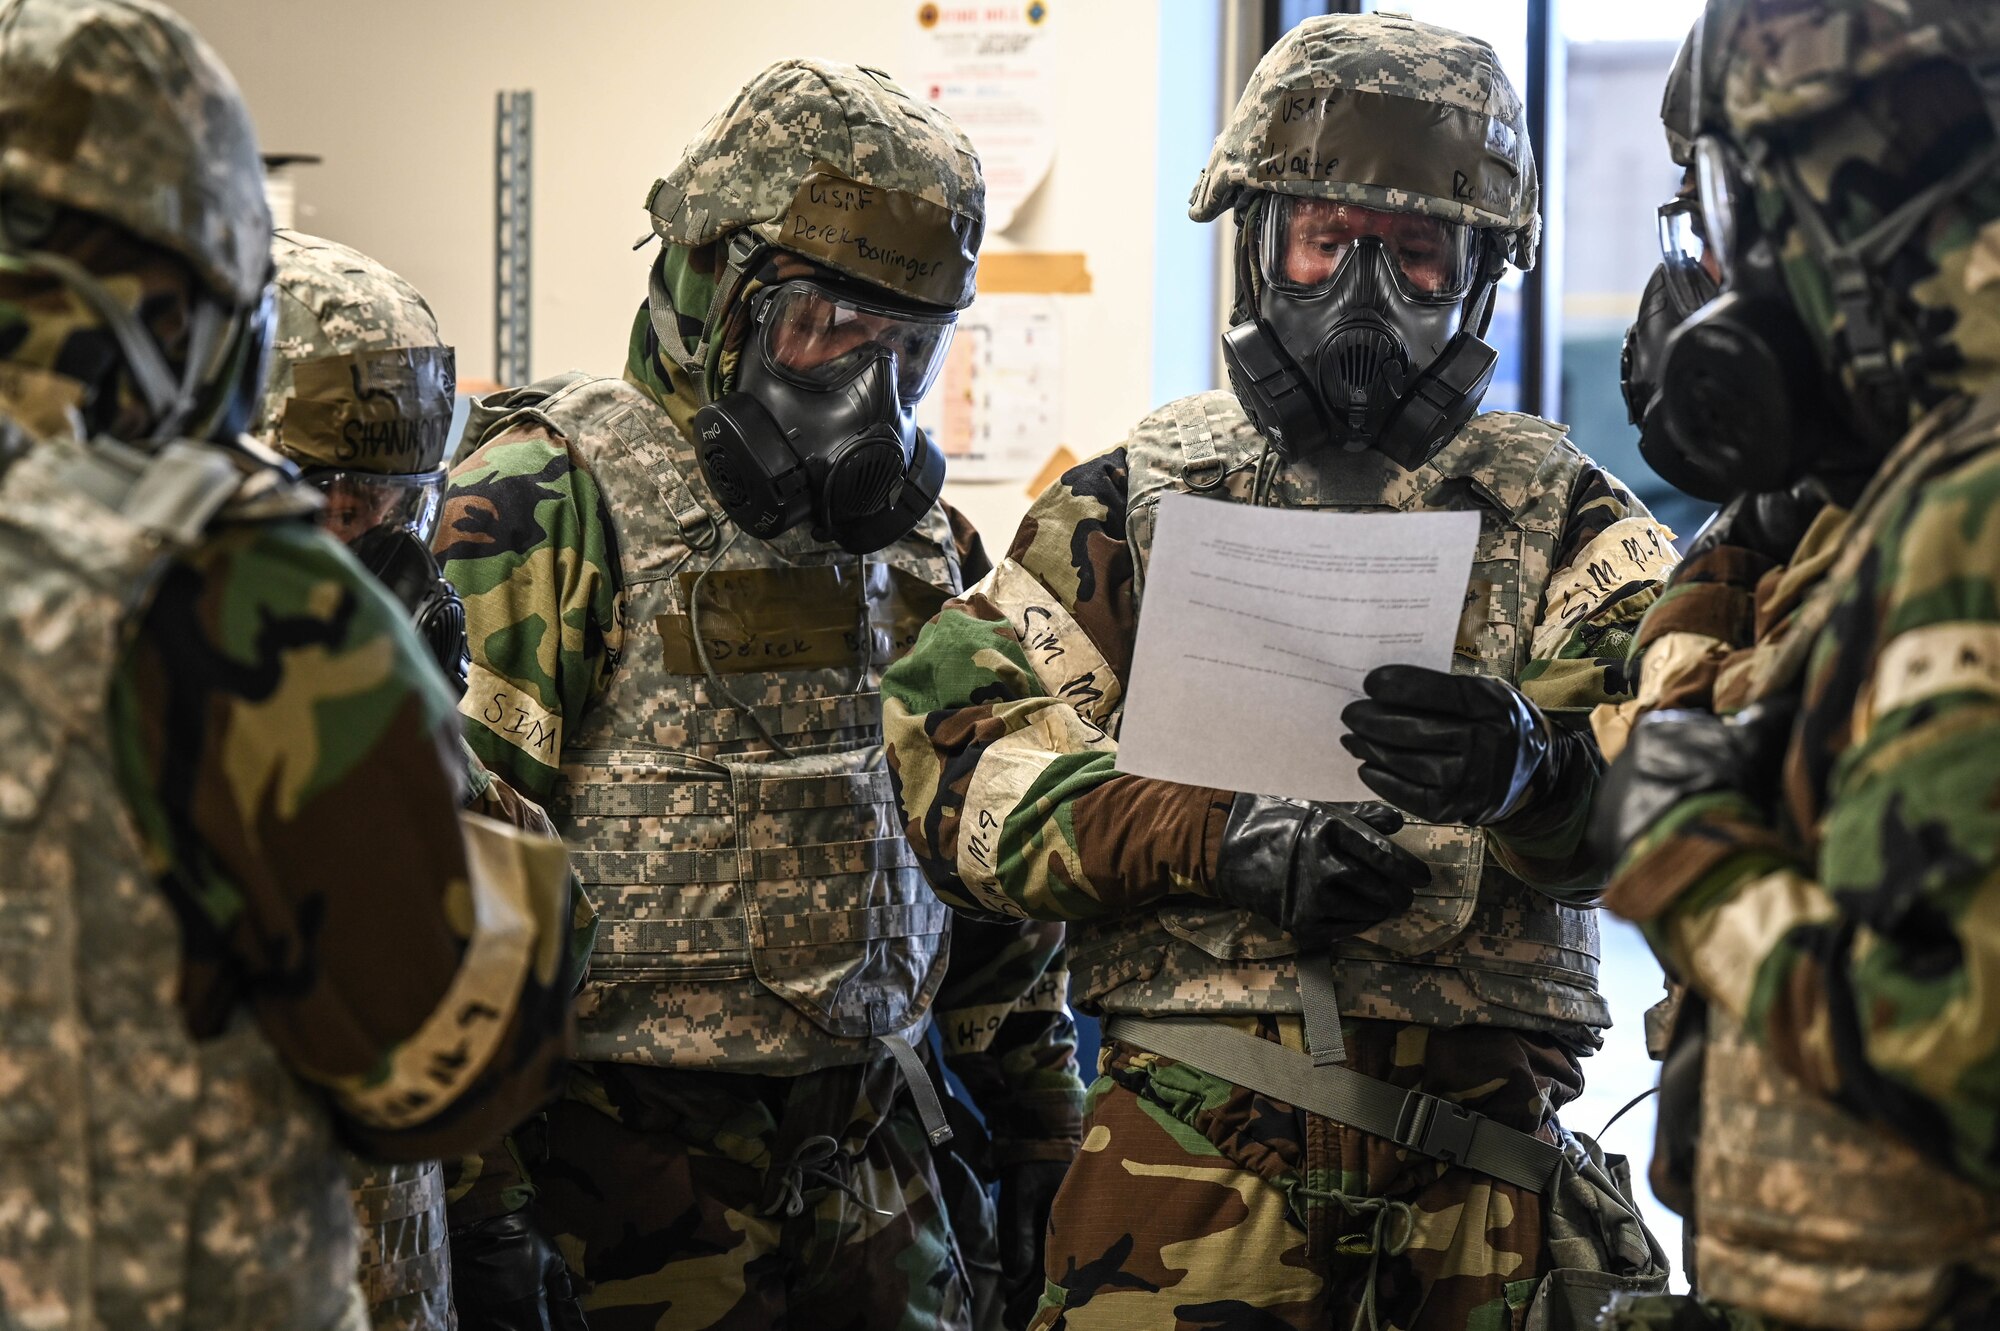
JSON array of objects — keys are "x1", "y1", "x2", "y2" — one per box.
[{"x1": 172, "y1": 0, "x2": 1163, "y2": 544}]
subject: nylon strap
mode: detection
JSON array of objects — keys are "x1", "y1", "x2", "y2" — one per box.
[
  {"x1": 880, "y1": 1032, "x2": 954, "y2": 1148},
  {"x1": 1296, "y1": 950, "x2": 1347, "y2": 1067},
  {"x1": 124, "y1": 442, "x2": 247, "y2": 544},
  {"x1": 1105, "y1": 1016, "x2": 1562, "y2": 1193},
  {"x1": 358, "y1": 1245, "x2": 450, "y2": 1303},
  {"x1": 1172, "y1": 397, "x2": 1224, "y2": 490},
  {"x1": 646, "y1": 249, "x2": 706, "y2": 381},
  {"x1": 604, "y1": 398, "x2": 716, "y2": 550},
  {"x1": 349, "y1": 1167, "x2": 445, "y2": 1226}
]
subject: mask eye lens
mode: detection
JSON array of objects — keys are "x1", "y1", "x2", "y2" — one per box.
[
  {"x1": 306, "y1": 469, "x2": 446, "y2": 547},
  {"x1": 1657, "y1": 196, "x2": 1719, "y2": 316},
  {"x1": 1263, "y1": 198, "x2": 1473, "y2": 301},
  {"x1": 1694, "y1": 136, "x2": 1747, "y2": 285},
  {"x1": 760, "y1": 282, "x2": 956, "y2": 406}
]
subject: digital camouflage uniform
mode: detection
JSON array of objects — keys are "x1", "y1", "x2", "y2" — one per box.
[
  {"x1": 1596, "y1": 3, "x2": 2000, "y2": 1330},
  {"x1": 0, "y1": 4, "x2": 576, "y2": 1327},
  {"x1": 883, "y1": 16, "x2": 1672, "y2": 1331},
  {"x1": 436, "y1": 59, "x2": 1083, "y2": 1331}
]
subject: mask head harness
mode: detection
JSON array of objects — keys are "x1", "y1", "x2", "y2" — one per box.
[
  {"x1": 0, "y1": 191, "x2": 276, "y2": 447},
  {"x1": 1221, "y1": 194, "x2": 1508, "y2": 470},
  {"x1": 691, "y1": 236, "x2": 952, "y2": 555}
]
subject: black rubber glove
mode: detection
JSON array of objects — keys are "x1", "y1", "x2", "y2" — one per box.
[
  {"x1": 1683, "y1": 479, "x2": 1826, "y2": 566},
  {"x1": 998, "y1": 1159, "x2": 1069, "y2": 1329},
  {"x1": 448, "y1": 1209, "x2": 591, "y2": 1331},
  {"x1": 1339, "y1": 665, "x2": 1561, "y2": 827},
  {"x1": 1587, "y1": 697, "x2": 1797, "y2": 870},
  {"x1": 1211, "y1": 795, "x2": 1428, "y2": 947}
]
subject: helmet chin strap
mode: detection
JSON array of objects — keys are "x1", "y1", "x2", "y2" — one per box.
[
  {"x1": 1468, "y1": 244, "x2": 1503, "y2": 339},
  {"x1": 645, "y1": 232, "x2": 769, "y2": 403}
]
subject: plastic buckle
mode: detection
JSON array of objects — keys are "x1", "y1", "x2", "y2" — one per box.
[{"x1": 1396, "y1": 1092, "x2": 1478, "y2": 1166}]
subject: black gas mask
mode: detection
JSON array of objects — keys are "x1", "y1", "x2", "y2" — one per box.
[
  {"x1": 1622, "y1": 194, "x2": 1723, "y2": 499},
  {"x1": 1650, "y1": 133, "x2": 2000, "y2": 503},
  {"x1": 1221, "y1": 196, "x2": 1503, "y2": 470},
  {"x1": 692, "y1": 277, "x2": 952, "y2": 555},
  {"x1": 304, "y1": 465, "x2": 467, "y2": 693},
  {"x1": 351, "y1": 523, "x2": 469, "y2": 693}
]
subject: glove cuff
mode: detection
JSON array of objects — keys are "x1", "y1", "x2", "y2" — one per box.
[
  {"x1": 1495, "y1": 718, "x2": 1600, "y2": 837},
  {"x1": 1211, "y1": 792, "x2": 1310, "y2": 913}
]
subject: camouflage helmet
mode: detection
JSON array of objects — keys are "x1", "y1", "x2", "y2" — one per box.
[
  {"x1": 644, "y1": 58, "x2": 985, "y2": 310},
  {"x1": 255, "y1": 230, "x2": 455, "y2": 478},
  {"x1": 1662, "y1": 25, "x2": 1697, "y2": 169},
  {"x1": 1694, "y1": 0, "x2": 2000, "y2": 143},
  {"x1": 0, "y1": 0, "x2": 271, "y2": 307},
  {"x1": 1191, "y1": 13, "x2": 1541, "y2": 270}
]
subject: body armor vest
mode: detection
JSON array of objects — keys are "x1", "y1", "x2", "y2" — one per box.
[
  {"x1": 1069, "y1": 390, "x2": 1610, "y2": 1050},
  {"x1": 349, "y1": 1158, "x2": 453, "y2": 1330},
  {"x1": 0, "y1": 434, "x2": 366, "y2": 1330},
  {"x1": 1695, "y1": 1022, "x2": 2000, "y2": 1330},
  {"x1": 471, "y1": 375, "x2": 961, "y2": 1073}
]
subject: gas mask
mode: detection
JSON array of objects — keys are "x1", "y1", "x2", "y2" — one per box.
[
  {"x1": 1651, "y1": 132, "x2": 2000, "y2": 502},
  {"x1": 1622, "y1": 194, "x2": 1722, "y2": 500},
  {"x1": 1221, "y1": 196, "x2": 1501, "y2": 470},
  {"x1": 692, "y1": 277, "x2": 952, "y2": 555},
  {"x1": 303, "y1": 464, "x2": 467, "y2": 693}
]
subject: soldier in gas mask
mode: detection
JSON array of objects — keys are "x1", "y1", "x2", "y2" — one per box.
[
  {"x1": 434, "y1": 58, "x2": 1083, "y2": 1330},
  {"x1": 1593, "y1": 1, "x2": 2000, "y2": 1327},
  {"x1": 252, "y1": 229, "x2": 594, "y2": 1331},
  {"x1": 883, "y1": 14, "x2": 1674, "y2": 1328},
  {"x1": 0, "y1": 2, "x2": 576, "y2": 1326},
  {"x1": 1620, "y1": 25, "x2": 1824, "y2": 597},
  {"x1": 256, "y1": 231, "x2": 468, "y2": 689}
]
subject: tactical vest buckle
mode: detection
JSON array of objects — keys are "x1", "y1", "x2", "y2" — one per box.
[{"x1": 1395, "y1": 1091, "x2": 1477, "y2": 1166}]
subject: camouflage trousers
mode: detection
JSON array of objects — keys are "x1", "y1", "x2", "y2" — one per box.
[
  {"x1": 532, "y1": 1057, "x2": 991, "y2": 1331},
  {"x1": 1033, "y1": 1016, "x2": 1657, "y2": 1331}
]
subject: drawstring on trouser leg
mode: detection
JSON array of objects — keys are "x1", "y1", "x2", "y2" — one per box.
[
  {"x1": 760, "y1": 1133, "x2": 892, "y2": 1221},
  {"x1": 761, "y1": 1132, "x2": 896, "y2": 1292},
  {"x1": 1295, "y1": 1185, "x2": 1417, "y2": 1331}
]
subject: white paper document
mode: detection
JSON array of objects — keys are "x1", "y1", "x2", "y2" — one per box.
[{"x1": 1117, "y1": 495, "x2": 1480, "y2": 803}]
